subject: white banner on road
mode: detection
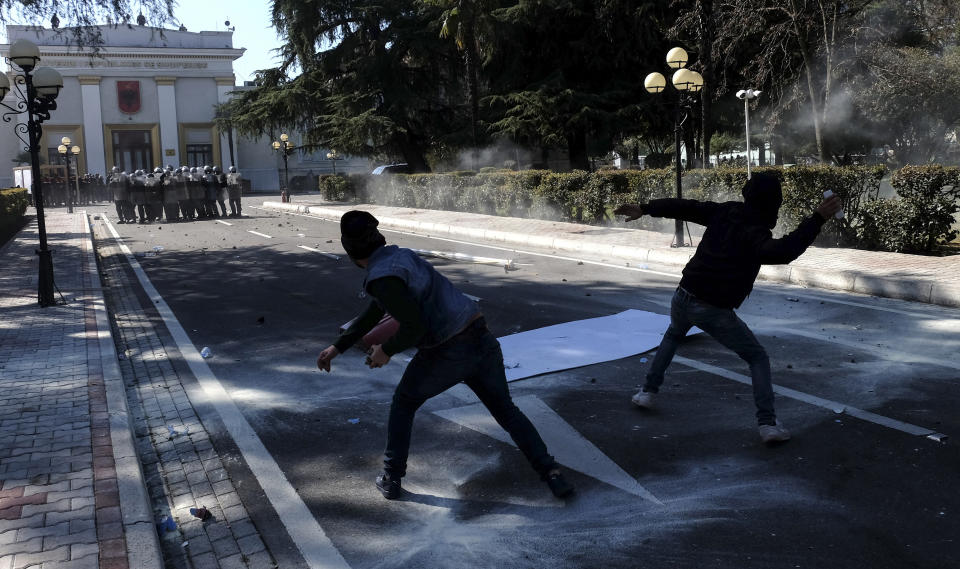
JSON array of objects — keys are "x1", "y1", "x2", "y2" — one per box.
[{"x1": 500, "y1": 309, "x2": 699, "y2": 382}]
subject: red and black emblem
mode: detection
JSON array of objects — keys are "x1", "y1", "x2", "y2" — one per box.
[{"x1": 117, "y1": 80, "x2": 141, "y2": 114}]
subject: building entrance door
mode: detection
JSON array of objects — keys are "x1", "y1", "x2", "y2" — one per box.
[{"x1": 112, "y1": 130, "x2": 153, "y2": 172}]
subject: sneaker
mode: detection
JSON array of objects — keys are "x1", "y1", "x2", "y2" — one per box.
[
  {"x1": 759, "y1": 421, "x2": 791, "y2": 444},
  {"x1": 545, "y1": 471, "x2": 575, "y2": 499},
  {"x1": 375, "y1": 472, "x2": 402, "y2": 500},
  {"x1": 631, "y1": 389, "x2": 656, "y2": 410}
]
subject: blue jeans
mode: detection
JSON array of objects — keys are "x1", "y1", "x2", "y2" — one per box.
[
  {"x1": 645, "y1": 288, "x2": 776, "y2": 425},
  {"x1": 384, "y1": 318, "x2": 558, "y2": 479}
]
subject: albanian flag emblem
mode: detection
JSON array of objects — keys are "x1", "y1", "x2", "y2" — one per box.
[{"x1": 117, "y1": 80, "x2": 141, "y2": 114}]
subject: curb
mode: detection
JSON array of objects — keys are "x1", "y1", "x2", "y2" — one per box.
[
  {"x1": 263, "y1": 201, "x2": 960, "y2": 308},
  {"x1": 81, "y1": 213, "x2": 165, "y2": 569}
]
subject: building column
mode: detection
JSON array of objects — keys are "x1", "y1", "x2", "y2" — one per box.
[
  {"x1": 216, "y1": 76, "x2": 237, "y2": 169},
  {"x1": 79, "y1": 76, "x2": 106, "y2": 176},
  {"x1": 156, "y1": 77, "x2": 180, "y2": 167}
]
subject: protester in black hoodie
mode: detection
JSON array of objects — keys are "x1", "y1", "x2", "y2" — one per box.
[{"x1": 614, "y1": 173, "x2": 842, "y2": 443}]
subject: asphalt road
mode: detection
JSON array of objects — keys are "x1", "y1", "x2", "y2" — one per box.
[{"x1": 90, "y1": 199, "x2": 960, "y2": 569}]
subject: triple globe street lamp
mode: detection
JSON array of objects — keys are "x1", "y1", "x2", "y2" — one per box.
[
  {"x1": 58, "y1": 137, "x2": 81, "y2": 214},
  {"x1": 272, "y1": 133, "x2": 295, "y2": 200},
  {"x1": 326, "y1": 150, "x2": 340, "y2": 175},
  {"x1": 644, "y1": 47, "x2": 704, "y2": 248},
  {"x1": 0, "y1": 38, "x2": 65, "y2": 307}
]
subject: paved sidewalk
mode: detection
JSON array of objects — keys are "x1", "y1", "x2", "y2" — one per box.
[
  {"x1": 0, "y1": 210, "x2": 161, "y2": 569},
  {"x1": 265, "y1": 198, "x2": 960, "y2": 308}
]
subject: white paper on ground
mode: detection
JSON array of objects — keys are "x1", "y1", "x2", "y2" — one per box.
[{"x1": 499, "y1": 309, "x2": 700, "y2": 382}]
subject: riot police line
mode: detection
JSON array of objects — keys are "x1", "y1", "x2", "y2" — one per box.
[{"x1": 107, "y1": 165, "x2": 243, "y2": 224}]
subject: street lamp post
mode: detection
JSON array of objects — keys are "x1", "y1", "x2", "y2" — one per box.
[
  {"x1": 326, "y1": 150, "x2": 340, "y2": 175},
  {"x1": 644, "y1": 47, "x2": 704, "y2": 247},
  {"x1": 272, "y1": 133, "x2": 295, "y2": 201},
  {"x1": 0, "y1": 39, "x2": 65, "y2": 307},
  {"x1": 58, "y1": 137, "x2": 81, "y2": 213},
  {"x1": 736, "y1": 89, "x2": 761, "y2": 179}
]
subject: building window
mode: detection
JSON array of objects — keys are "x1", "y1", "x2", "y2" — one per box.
[
  {"x1": 112, "y1": 130, "x2": 153, "y2": 172},
  {"x1": 186, "y1": 144, "x2": 214, "y2": 167},
  {"x1": 184, "y1": 128, "x2": 214, "y2": 167}
]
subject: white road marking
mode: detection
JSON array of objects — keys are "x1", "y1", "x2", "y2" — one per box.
[
  {"x1": 671, "y1": 355, "x2": 948, "y2": 441},
  {"x1": 248, "y1": 230, "x2": 273, "y2": 239},
  {"x1": 102, "y1": 218, "x2": 352, "y2": 569},
  {"x1": 434, "y1": 395, "x2": 662, "y2": 504},
  {"x1": 216, "y1": 219, "x2": 233, "y2": 226},
  {"x1": 753, "y1": 323, "x2": 960, "y2": 372},
  {"x1": 298, "y1": 245, "x2": 340, "y2": 260}
]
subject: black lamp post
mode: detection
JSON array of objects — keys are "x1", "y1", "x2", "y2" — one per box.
[
  {"x1": 1, "y1": 39, "x2": 65, "y2": 307},
  {"x1": 272, "y1": 133, "x2": 295, "y2": 198},
  {"x1": 644, "y1": 47, "x2": 703, "y2": 248},
  {"x1": 326, "y1": 150, "x2": 340, "y2": 175},
  {"x1": 58, "y1": 137, "x2": 81, "y2": 214}
]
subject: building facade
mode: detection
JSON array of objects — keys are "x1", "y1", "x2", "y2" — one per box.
[{"x1": 2, "y1": 24, "x2": 370, "y2": 191}]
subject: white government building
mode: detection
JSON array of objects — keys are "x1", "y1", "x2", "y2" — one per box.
[{"x1": 1, "y1": 24, "x2": 368, "y2": 191}]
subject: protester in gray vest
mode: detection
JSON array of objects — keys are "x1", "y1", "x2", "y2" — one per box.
[
  {"x1": 316, "y1": 211, "x2": 574, "y2": 501},
  {"x1": 226, "y1": 166, "x2": 242, "y2": 217}
]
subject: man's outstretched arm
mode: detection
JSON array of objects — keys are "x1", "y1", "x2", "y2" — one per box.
[{"x1": 616, "y1": 198, "x2": 719, "y2": 226}]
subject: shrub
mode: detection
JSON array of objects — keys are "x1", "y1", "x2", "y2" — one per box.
[
  {"x1": 319, "y1": 175, "x2": 352, "y2": 201},
  {"x1": 875, "y1": 165, "x2": 960, "y2": 253},
  {"x1": 0, "y1": 187, "x2": 29, "y2": 242},
  {"x1": 780, "y1": 165, "x2": 886, "y2": 245},
  {"x1": 355, "y1": 164, "x2": 960, "y2": 255}
]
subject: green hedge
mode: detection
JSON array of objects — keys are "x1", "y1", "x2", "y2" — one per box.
[
  {"x1": 323, "y1": 165, "x2": 959, "y2": 254},
  {"x1": 0, "y1": 188, "x2": 28, "y2": 241}
]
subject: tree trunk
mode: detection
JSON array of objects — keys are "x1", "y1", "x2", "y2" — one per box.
[
  {"x1": 464, "y1": 26, "x2": 480, "y2": 169},
  {"x1": 399, "y1": 132, "x2": 431, "y2": 173},
  {"x1": 791, "y1": 0, "x2": 828, "y2": 162},
  {"x1": 699, "y1": 0, "x2": 714, "y2": 168},
  {"x1": 683, "y1": 126, "x2": 697, "y2": 169},
  {"x1": 567, "y1": 128, "x2": 589, "y2": 171}
]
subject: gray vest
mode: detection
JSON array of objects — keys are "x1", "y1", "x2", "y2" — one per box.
[{"x1": 364, "y1": 245, "x2": 479, "y2": 348}]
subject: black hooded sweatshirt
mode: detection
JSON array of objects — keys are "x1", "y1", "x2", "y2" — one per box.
[{"x1": 642, "y1": 173, "x2": 826, "y2": 309}]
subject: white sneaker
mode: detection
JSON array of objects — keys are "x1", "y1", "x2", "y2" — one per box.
[
  {"x1": 758, "y1": 421, "x2": 791, "y2": 443},
  {"x1": 631, "y1": 390, "x2": 656, "y2": 409}
]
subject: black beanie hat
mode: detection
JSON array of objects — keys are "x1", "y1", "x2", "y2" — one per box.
[
  {"x1": 340, "y1": 210, "x2": 386, "y2": 259},
  {"x1": 741, "y1": 173, "x2": 783, "y2": 228}
]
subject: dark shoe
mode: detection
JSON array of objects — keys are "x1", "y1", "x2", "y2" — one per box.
[
  {"x1": 545, "y1": 471, "x2": 574, "y2": 499},
  {"x1": 375, "y1": 472, "x2": 402, "y2": 500}
]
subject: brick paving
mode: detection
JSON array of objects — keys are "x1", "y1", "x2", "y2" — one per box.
[
  {"x1": 91, "y1": 218, "x2": 276, "y2": 569},
  {"x1": 0, "y1": 210, "x2": 155, "y2": 569}
]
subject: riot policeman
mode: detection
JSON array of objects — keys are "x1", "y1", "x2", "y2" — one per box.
[
  {"x1": 108, "y1": 167, "x2": 133, "y2": 223},
  {"x1": 227, "y1": 166, "x2": 242, "y2": 217},
  {"x1": 188, "y1": 167, "x2": 206, "y2": 218},
  {"x1": 162, "y1": 166, "x2": 180, "y2": 221},
  {"x1": 201, "y1": 165, "x2": 219, "y2": 218},
  {"x1": 213, "y1": 166, "x2": 229, "y2": 217},
  {"x1": 130, "y1": 169, "x2": 148, "y2": 223},
  {"x1": 175, "y1": 167, "x2": 192, "y2": 221},
  {"x1": 145, "y1": 167, "x2": 164, "y2": 222}
]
